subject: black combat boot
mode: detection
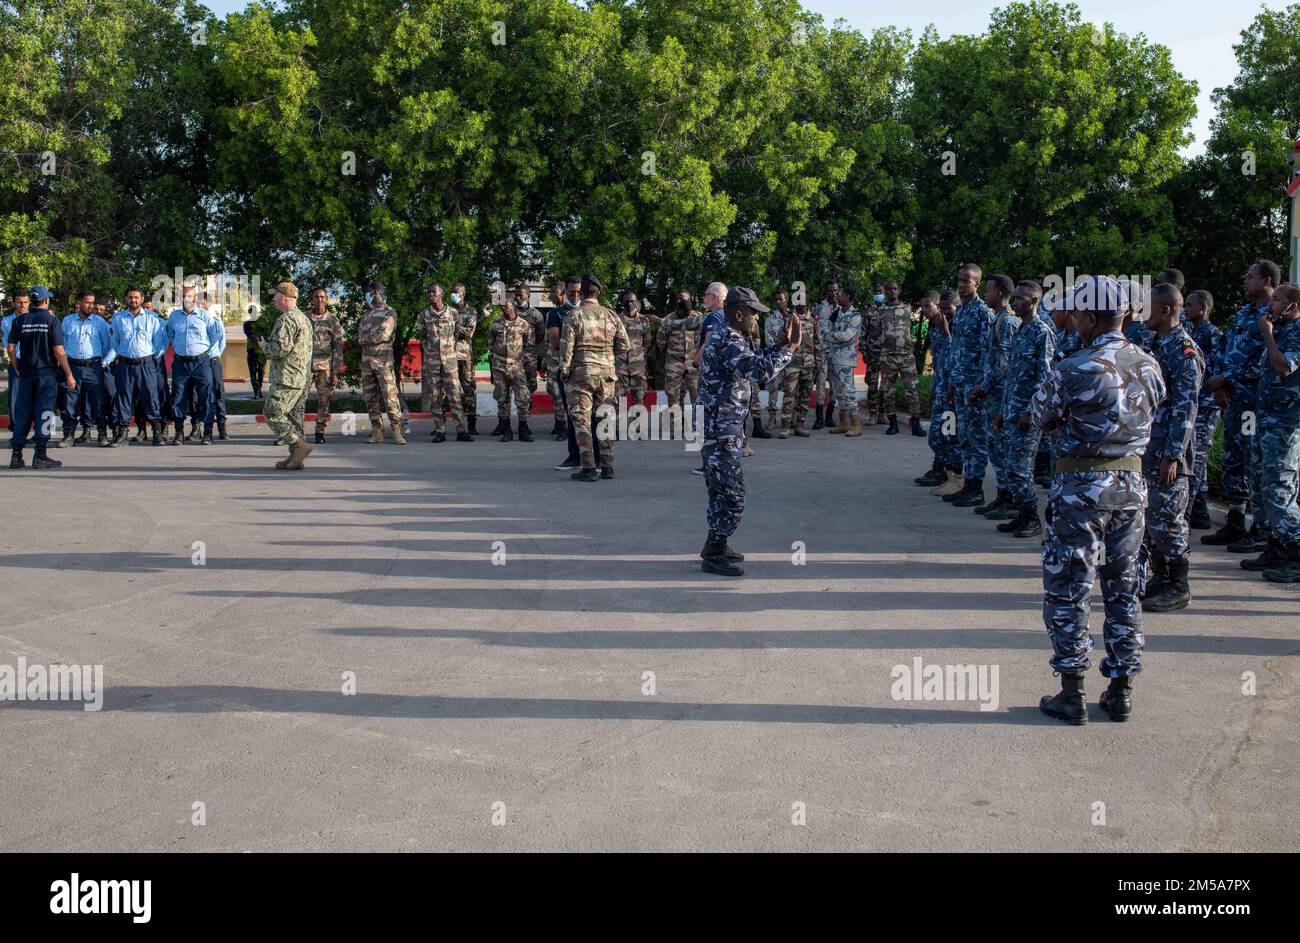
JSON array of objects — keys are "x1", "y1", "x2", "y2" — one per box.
[
  {"x1": 185, "y1": 420, "x2": 201, "y2": 443},
  {"x1": 1143, "y1": 557, "x2": 1190, "y2": 612},
  {"x1": 75, "y1": 426, "x2": 91, "y2": 445},
  {"x1": 315, "y1": 431, "x2": 326, "y2": 444},
  {"x1": 915, "y1": 460, "x2": 946, "y2": 486},
  {"x1": 490, "y1": 417, "x2": 509, "y2": 437},
  {"x1": 201, "y1": 424, "x2": 215, "y2": 445},
  {"x1": 1226, "y1": 523, "x2": 1265, "y2": 554},
  {"x1": 9, "y1": 448, "x2": 24, "y2": 469},
  {"x1": 811, "y1": 406, "x2": 824, "y2": 430},
  {"x1": 975, "y1": 488, "x2": 1008, "y2": 515},
  {"x1": 1241, "y1": 538, "x2": 1286, "y2": 571},
  {"x1": 431, "y1": 430, "x2": 446, "y2": 443},
  {"x1": 151, "y1": 421, "x2": 164, "y2": 446},
  {"x1": 752, "y1": 416, "x2": 772, "y2": 439},
  {"x1": 131, "y1": 423, "x2": 147, "y2": 443},
  {"x1": 943, "y1": 479, "x2": 975, "y2": 503},
  {"x1": 500, "y1": 423, "x2": 514, "y2": 442},
  {"x1": 824, "y1": 405, "x2": 836, "y2": 431},
  {"x1": 1013, "y1": 512, "x2": 1042, "y2": 538},
  {"x1": 217, "y1": 420, "x2": 228, "y2": 441},
  {"x1": 1201, "y1": 508, "x2": 1248, "y2": 545},
  {"x1": 110, "y1": 426, "x2": 127, "y2": 447},
  {"x1": 32, "y1": 445, "x2": 63, "y2": 470},
  {"x1": 885, "y1": 414, "x2": 900, "y2": 435},
  {"x1": 553, "y1": 422, "x2": 567, "y2": 441},
  {"x1": 518, "y1": 422, "x2": 533, "y2": 442},
  {"x1": 549, "y1": 418, "x2": 562, "y2": 436},
  {"x1": 59, "y1": 429, "x2": 75, "y2": 448},
  {"x1": 1140, "y1": 554, "x2": 1169, "y2": 600},
  {"x1": 1098, "y1": 676, "x2": 1133, "y2": 722},
  {"x1": 1262, "y1": 543, "x2": 1300, "y2": 583},
  {"x1": 910, "y1": 415, "x2": 925, "y2": 437},
  {"x1": 1189, "y1": 493, "x2": 1212, "y2": 529},
  {"x1": 600, "y1": 464, "x2": 614, "y2": 479},
  {"x1": 1040, "y1": 672, "x2": 1087, "y2": 725},
  {"x1": 952, "y1": 479, "x2": 986, "y2": 507},
  {"x1": 699, "y1": 532, "x2": 743, "y2": 563},
  {"x1": 997, "y1": 506, "x2": 1029, "y2": 533},
  {"x1": 700, "y1": 531, "x2": 744, "y2": 576},
  {"x1": 570, "y1": 466, "x2": 599, "y2": 482},
  {"x1": 985, "y1": 492, "x2": 1020, "y2": 521},
  {"x1": 96, "y1": 425, "x2": 108, "y2": 447},
  {"x1": 169, "y1": 427, "x2": 184, "y2": 446},
  {"x1": 456, "y1": 431, "x2": 474, "y2": 442},
  {"x1": 467, "y1": 416, "x2": 478, "y2": 436}
]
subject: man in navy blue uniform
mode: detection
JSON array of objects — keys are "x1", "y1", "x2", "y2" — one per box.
[{"x1": 7, "y1": 286, "x2": 76, "y2": 469}]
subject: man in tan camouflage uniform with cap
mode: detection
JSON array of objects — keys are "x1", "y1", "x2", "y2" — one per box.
[
  {"x1": 305, "y1": 286, "x2": 343, "y2": 444},
  {"x1": 560, "y1": 274, "x2": 628, "y2": 481},
  {"x1": 763, "y1": 290, "x2": 790, "y2": 431},
  {"x1": 488, "y1": 299, "x2": 534, "y2": 441},
  {"x1": 874, "y1": 281, "x2": 924, "y2": 435},
  {"x1": 417, "y1": 283, "x2": 471, "y2": 443},
  {"x1": 513, "y1": 283, "x2": 545, "y2": 404},
  {"x1": 780, "y1": 302, "x2": 820, "y2": 437},
  {"x1": 450, "y1": 282, "x2": 478, "y2": 435},
  {"x1": 859, "y1": 285, "x2": 885, "y2": 424},
  {"x1": 357, "y1": 283, "x2": 405, "y2": 445},
  {"x1": 616, "y1": 290, "x2": 650, "y2": 409},
  {"x1": 264, "y1": 281, "x2": 314, "y2": 469},
  {"x1": 655, "y1": 290, "x2": 703, "y2": 413}
]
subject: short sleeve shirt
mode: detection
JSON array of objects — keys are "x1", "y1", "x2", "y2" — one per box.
[{"x1": 12, "y1": 308, "x2": 63, "y2": 375}]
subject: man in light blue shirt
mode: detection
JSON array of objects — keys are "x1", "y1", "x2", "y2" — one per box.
[
  {"x1": 3, "y1": 288, "x2": 29, "y2": 418},
  {"x1": 165, "y1": 284, "x2": 224, "y2": 445},
  {"x1": 192, "y1": 291, "x2": 229, "y2": 441},
  {"x1": 108, "y1": 285, "x2": 167, "y2": 446},
  {"x1": 60, "y1": 290, "x2": 116, "y2": 446}
]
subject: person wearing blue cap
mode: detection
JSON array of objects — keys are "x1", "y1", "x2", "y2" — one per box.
[
  {"x1": 1030, "y1": 275, "x2": 1165, "y2": 724},
  {"x1": 6, "y1": 286, "x2": 76, "y2": 469}
]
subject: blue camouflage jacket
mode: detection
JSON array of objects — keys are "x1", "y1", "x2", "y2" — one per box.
[
  {"x1": 1123, "y1": 320, "x2": 1155, "y2": 351},
  {"x1": 1188, "y1": 319, "x2": 1223, "y2": 410},
  {"x1": 1031, "y1": 331, "x2": 1166, "y2": 510},
  {"x1": 1146, "y1": 325, "x2": 1204, "y2": 475},
  {"x1": 1256, "y1": 318, "x2": 1300, "y2": 424},
  {"x1": 700, "y1": 325, "x2": 793, "y2": 439},
  {"x1": 1219, "y1": 301, "x2": 1270, "y2": 406},
  {"x1": 1001, "y1": 315, "x2": 1055, "y2": 422},
  {"x1": 951, "y1": 295, "x2": 993, "y2": 387},
  {"x1": 981, "y1": 305, "x2": 1020, "y2": 398},
  {"x1": 929, "y1": 325, "x2": 953, "y2": 395}
]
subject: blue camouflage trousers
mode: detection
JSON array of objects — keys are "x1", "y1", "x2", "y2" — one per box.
[
  {"x1": 1140, "y1": 474, "x2": 1190, "y2": 565},
  {"x1": 1002, "y1": 424, "x2": 1041, "y2": 507},
  {"x1": 828, "y1": 354, "x2": 857, "y2": 414},
  {"x1": 955, "y1": 384, "x2": 989, "y2": 481},
  {"x1": 703, "y1": 436, "x2": 745, "y2": 537},
  {"x1": 1191, "y1": 407, "x2": 1220, "y2": 502},
  {"x1": 1255, "y1": 419, "x2": 1300, "y2": 543},
  {"x1": 928, "y1": 376, "x2": 959, "y2": 468},
  {"x1": 1042, "y1": 500, "x2": 1146, "y2": 677},
  {"x1": 1220, "y1": 400, "x2": 1253, "y2": 505}
]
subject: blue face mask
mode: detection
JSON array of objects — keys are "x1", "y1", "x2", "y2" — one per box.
[
  {"x1": 873, "y1": 294, "x2": 885, "y2": 304},
  {"x1": 364, "y1": 292, "x2": 373, "y2": 305},
  {"x1": 450, "y1": 292, "x2": 462, "y2": 305},
  {"x1": 564, "y1": 298, "x2": 577, "y2": 308}
]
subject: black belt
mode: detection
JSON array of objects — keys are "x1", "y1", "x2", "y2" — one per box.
[
  {"x1": 68, "y1": 357, "x2": 101, "y2": 366},
  {"x1": 174, "y1": 354, "x2": 208, "y2": 363},
  {"x1": 118, "y1": 356, "x2": 151, "y2": 365}
]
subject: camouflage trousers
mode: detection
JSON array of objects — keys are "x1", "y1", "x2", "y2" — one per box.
[
  {"x1": 1041, "y1": 499, "x2": 1146, "y2": 677},
  {"x1": 875, "y1": 353, "x2": 920, "y2": 418},
  {"x1": 1253, "y1": 419, "x2": 1300, "y2": 543},
  {"x1": 929, "y1": 376, "x2": 959, "y2": 469},
  {"x1": 664, "y1": 356, "x2": 698, "y2": 411},
  {"x1": 703, "y1": 436, "x2": 745, "y2": 538},
  {"x1": 521, "y1": 350, "x2": 539, "y2": 398},
  {"x1": 492, "y1": 363, "x2": 531, "y2": 421},
  {"x1": 421, "y1": 360, "x2": 464, "y2": 432},
  {"x1": 955, "y1": 384, "x2": 990, "y2": 481},
  {"x1": 1191, "y1": 407, "x2": 1220, "y2": 501},
  {"x1": 361, "y1": 361, "x2": 402, "y2": 425},
  {"x1": 310, "y1": 367, "x2": 334, "y2": 433},
  {"x1": 265, "y1": 383, "x2": 308, "y2": 446},
  {"x1": 457, "y1": 356, "x2": 476, "y2": 420},
  {"x1": 1220, "y1": 399, "x2": 1254, "y2": 505},
  {"x1": 828, "y1": 353, "x2": 857, "y2": 414},
  {"x1": 815, "y1": 355, "x2": 830, "y2": 407},
  {"x1": 860, "y1": 359, "x2": 880, "y2": 418},
  {"x1": 987, "y1": 393, "x2": 1009, "y2": 483},
  {"x1": 615, "y1": 364, "x2": 647, "y2": 405},
  {"x1": 1002, "y1": 423, "x2": 1042, "y2": 507},
  {"x1": 780, "y1": 355, "x2": 815, "y2": 432},
  {"x1": 545, "y1": 350, "x2": 565, "y2": 423},
  {"x1": 764, "y1": 367, "x2": 784, "y2": 421},
  {"x1": 1139, "y1": 473, "x2": 1190, "y2": 566},
  {"x1": 569, "y1": 375, "x2": 615, "y2": 469}
]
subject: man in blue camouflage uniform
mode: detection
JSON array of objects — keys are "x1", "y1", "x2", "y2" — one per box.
[
  {"x1": 915, "y1": 291, "x2": 957, "y2": 487},
  {"x1": 1246, "y1": 284, "x2": 1300, "y2": 581},
  {"x1": 1138, "y1": 284, "x2": 1204, "y2": 612},
  {"x1": 993, "y1": 281, "x2": 1054, "y2": 538},
  {"x1": 1202, "y1": 260, "x2": 1280, "y2": 551},
  {"x1": 1184, "y1": 290, "x2": 1223, "y2": 529},
  {"x1": 947, "y1": 264, "x2": 994, "y2": 507},
  {"x1": 1032, "y1": 276, "x2": 1165, "y2": 725},
  {"x1": 970, "y1": 275, "x2": 1020, "y2": 519},
  {"x1": 698, "y1": 286, "x2": 796, "y2": 577}
]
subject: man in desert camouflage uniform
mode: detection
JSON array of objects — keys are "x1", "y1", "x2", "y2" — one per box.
[
  {"x1": 263, "y1": 281, "x2": 315, "y2": 470},
  {"x1": 417, "y1": 283, "x2": 471, "y2": 443},
  {"x1": 779, "y1": 302, "x2": 819, "y2": 438},
  {"x1": 811, "y1": 280, "x2": 837, "y2": 429},
  {"x1": 873, "y1": 282, "x2": 924, "y2": 436},
  {"x1": 450, "y1": 282, "x2": 478, "y2": 436},
  {"x1": 513, "y1": 284, "x2": 546, "y2": 404},
  {"x1": 488, "y1": 299, "x2": 534, "y2": 441},
  {"x1": 763, "y1": 290, "x2": 790, "y2": 431},
  {"x1": 859, "y1": 284, "x2": 885, "y2": 424},
  {"x1": 616, "y1": 290, "x2": 650, "y2": 409},
  {"x1": 304, "y1": 287, "x2": 343, "y2": 444},
  {"x1": 357, "y1": 283, "x2": 405, "y2": 445},
  {"x1": 656, "y1": 291, "x2": 703, "y2": 414},
  {"x1": 559, "y1": 275, "x2": 628, "y2": 481}
]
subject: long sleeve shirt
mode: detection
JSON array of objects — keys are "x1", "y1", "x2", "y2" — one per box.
[
  {"x1": 110, "y1": 309, "x2": 168, "y2": 359},
  {"x1": 1000, "y1": 316, "x2": 1054, "y2": 422},
  {"x1": 1219, "y1": 301, "x2": 1271, "y2": 405},
  {"x1": 1146, "y1": 325, "x2": 1204, "y2": 475},
  {"x1": 981, "y1": 305, "x2": 1020, "y2": 396},
  {"x1": 165, "y1": 307, "x2": 225, "y2": 357},
  {"x1": 951, "y1": 296, "x2": 994, "y2": 387},
  {"x1": 61, "y1": 314, "x2": 116, "y2": 366}
]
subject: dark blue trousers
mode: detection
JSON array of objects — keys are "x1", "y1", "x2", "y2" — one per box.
[
  {"x1": 10, "y1": 370, "x2": 59, "y2": 449},
  {"x1": 171, "y1": 357, "x2": 212, "y2": 425},
  {"x1": 201, "y1": 357, "x2": 226, "y2": 424},
  {"x1": 62, "y1": 362, "x2": 107, "y2": 428},
  {"x1": 114, "y1": 360, "x2": 161, "y2": 427}
]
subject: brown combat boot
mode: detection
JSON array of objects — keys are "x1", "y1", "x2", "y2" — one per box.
[
  {"x1": 846, "y1": 414, "x2": 863, "y2": 437},
  {"x1": 391, "y1": 423, "x2": 407, "y2": 446},
  {"x1": 831, "y1": 410, "x2": 851, "y2": 434},
  {"x1": 284, "y1": 440, "x2": 314, "y2": 470},
  {"x1": 367, "y1": 424, "x2": 385, "y2": 444}
]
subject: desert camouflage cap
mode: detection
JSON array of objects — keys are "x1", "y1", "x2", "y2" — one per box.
[{"x1": 274, "y1": 281, "x2": 299, "y2": 300}]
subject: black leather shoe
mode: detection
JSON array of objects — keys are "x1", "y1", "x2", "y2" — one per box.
[
  {"x1": 571, "y1": 468, "x2": 599, "y2": 482},
  {"x1": 456, "y1": 432, "x2": 474, "y2": 442}
]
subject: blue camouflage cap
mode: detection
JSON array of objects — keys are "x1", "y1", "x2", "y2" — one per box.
[{"x1": 1069, "y1": 275, "x2": 1128, "y2": 316}]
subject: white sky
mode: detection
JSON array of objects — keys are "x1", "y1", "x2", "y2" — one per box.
[{"x1": 198, "y1": 0, "x2": 1282, "y2": 155}]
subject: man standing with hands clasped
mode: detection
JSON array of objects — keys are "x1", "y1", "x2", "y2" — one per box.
[
  {"x1": 698, "y1": 287, "x2": 798, "y2": 576},
  {"x1": 7, "y1": 286, "x2": 76, "y2": 469}
]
